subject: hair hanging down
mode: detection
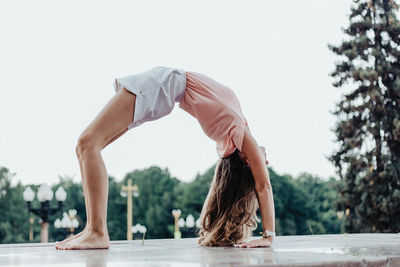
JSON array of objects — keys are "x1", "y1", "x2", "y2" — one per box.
[{"x1": 197, "y1": 149, "x2": 259, "y2": 246}]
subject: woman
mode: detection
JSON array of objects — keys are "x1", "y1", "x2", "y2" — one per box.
[{"x1": 55, "y1": 66, "x2": 275, "y2": 250}]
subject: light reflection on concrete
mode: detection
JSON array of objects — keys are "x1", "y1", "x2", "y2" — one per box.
[
  {"x1": 275, "y1": 247, "x2": 346, "y2": 254},
  {"x1": 80, "y1": 249, "x2": 109, "y2": 267},
  {"x1": 108, "y1": 262, "x2": 201, "y2": 267},
  {"x1": 199, "y1": 246, "x2": 276, "y2": 265}
]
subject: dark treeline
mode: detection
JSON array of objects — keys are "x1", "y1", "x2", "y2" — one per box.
[{"x1": 0, "y1": 165, "x2": 343, "y2": 244}]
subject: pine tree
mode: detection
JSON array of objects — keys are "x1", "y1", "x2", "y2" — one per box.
[{"x1": 329, "y1": 0, "x2": 400, "y2": 232}]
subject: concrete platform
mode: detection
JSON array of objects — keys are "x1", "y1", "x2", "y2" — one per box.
[{"x1": 1, "y1": 234, "x2": 400, "y2": 266}]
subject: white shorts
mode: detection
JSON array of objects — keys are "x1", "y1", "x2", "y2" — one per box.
[{"x1": 113, "y1": 66, "x2": 187, "y2": 129}]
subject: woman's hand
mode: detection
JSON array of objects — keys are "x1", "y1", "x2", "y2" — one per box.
[{"x1": 234, "y1": 237, "x2": 273, "y2": 248}]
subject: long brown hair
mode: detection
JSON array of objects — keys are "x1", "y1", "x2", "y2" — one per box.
[{"x1": 197, "y1": 149, "x2": 259, "y2": 246}]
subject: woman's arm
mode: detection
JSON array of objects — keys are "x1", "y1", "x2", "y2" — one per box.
[{"x1": 236, "y1": 127, "x2": 275, "y2": 248}]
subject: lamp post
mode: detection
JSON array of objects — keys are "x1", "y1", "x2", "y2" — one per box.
[
  {"x1": 54, "y1": 209, "x2": 80, "y2": 237},
  {"x1": 121, "y1": 179, "x2": 139, "y2": 240},
  {"x1": 23, "y1": 184, "x2": 67, "y2": 242},
  {"x1": 29, "y1": 217, "x2": 34, "y2": 241},
  {"x1": 177, "y1": 214, "x2": 196, "y2": 238},
  {"x1": 185, "y1": 214, "x2": 195, "y2": 228},
  {"x1": 131, "y1": 223, "x2": 147, "y2": 240},
  {"x1": 196, "y1": 217, "x2": 201, "y2": 228},
  {"x1": 171, "y1": 209, "x2": 182, "y2": 239},
  {"x1": 171, "y1": 213, "x2": 200, "y2": 239},
  {"x1": 178, "y1": 217, "x2": 185, "y2": 228}
]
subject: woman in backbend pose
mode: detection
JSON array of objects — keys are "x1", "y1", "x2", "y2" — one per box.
[{"x1": 55, "y1": 66, "x2": 275, "y2": 250}]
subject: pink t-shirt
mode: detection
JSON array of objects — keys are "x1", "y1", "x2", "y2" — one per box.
[{"x1": 179, "y1": 71, "x2": 248, "y2": 158}]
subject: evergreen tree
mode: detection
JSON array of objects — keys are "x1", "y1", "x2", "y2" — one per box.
[{"x1": 329, "y1": 0, "x2": 400, "y2": 232}]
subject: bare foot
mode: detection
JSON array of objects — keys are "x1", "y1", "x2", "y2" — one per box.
[
  {"x1": 55, "y1": 228, "x2": 88, "y2": 248},
  {"x1": 56, "y1": 230, "x2": 110, "y2": 250}
]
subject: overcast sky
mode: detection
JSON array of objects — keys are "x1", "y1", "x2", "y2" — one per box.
[{"x1": 0, "y1": 0, "x2": 352, "y2": 185}]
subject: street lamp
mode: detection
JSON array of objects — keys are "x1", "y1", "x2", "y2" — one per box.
[
  {"x1": 171, "y1": 209, "x2": 181, "y2": 239},
  {"x1": 178, "y1": 218, "x2": 185, "y2": 228},
  {"x1": 121, "y1": 179, "x2": 139, "y2": 240},
  {"x1": 196, "y1": 217, "x2": 201, "y2": 228},
  {"x1": 28, "y1": 217, "x2": 35, "y2": 241},
  {"x1": 172, "y1": 213, "x2": 199, "y2": 239},
  {"x1": 23, "y1": 184, "x2": 67, "y2": 242},
  {"x1": 177, "y1": 214, "x2": 196, "y2": 229},
  {"x1": 54, "y1": 209, "x2": 80, "y2": 238},
  {"x1": 131, "y1": 223, "x2": 147, "y2": 240},
  {"x1": 185, "y1": 214, "x2": 195, "y2": 228},
  {"x1": 178, "y1": 214, "x2": 196, "y2": 237}
]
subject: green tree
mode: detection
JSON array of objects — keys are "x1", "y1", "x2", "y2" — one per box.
[
  {"x1": 122, "y1": 166, "x2": 180, "y2": 239},
  {"x1": 0, "y1": 167, "x2": 31, "y2": 243},
  {"x1": 183, "y1": 165, "x2": 333, "y2": 236},
  {"x1": 1, "y1": 163, "x2": 345, "y2": 244},
  {"x1": 329, "y1": 0, "x2": 400, "y2": 232},
  {"x1": 295, "y1": 173, "x2": 344, "y2": 234},
  {"x1": 267, "y1": 169, "x2": 315, "y2": 235},
  {"x1": 175, "y1": 166, "x2": 215, "y2": 237},
  {"x1": 107, "y1": 176, "x2": 127, "y2": 240}
]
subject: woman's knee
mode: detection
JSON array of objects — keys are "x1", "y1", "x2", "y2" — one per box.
[{"x1": 77, "y1": 131, "x2": 101, "y2": 155}]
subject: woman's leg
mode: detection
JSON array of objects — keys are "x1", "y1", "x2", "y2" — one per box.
[
  {"x1": 55, "y1": 153, "x2": 90, "y2": 245},
  {"x1": 56, "y1": 88, "x2": 135, "y2": 250},
  {"x1": 56, "y1": 118, "x2": 129, "y2": 248},
  {"x1": 55, "y1": 127, "x2": 128, "y2": 246}
]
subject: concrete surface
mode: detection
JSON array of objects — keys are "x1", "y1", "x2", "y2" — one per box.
[{"x1": 1, "y1": 234, "x2": 400, "y2": 266}]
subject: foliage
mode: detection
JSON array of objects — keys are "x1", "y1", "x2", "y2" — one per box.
[
  {"x1": 0, "y1": 164, "x2": 342, "y2": 244},
  {"x1": 0, "y1": 167, "x2": 31, "y2": 243},
  {"x1": 329, "y1": 0, "x2": 400, "y2": 232},
  {"x1": 175, "y1": 166, "x2": 215, "y2": 237},
  {"x1": 122, "y1": 167, "x2": 180, "y2": 239},
  {"x1": 258, "y1": 169, "x2": 343, "y2": 236},
  {"x1": 294, "y1": 173, "x2": 344, "y2": 234}
]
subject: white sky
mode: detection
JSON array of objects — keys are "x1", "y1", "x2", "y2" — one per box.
[{"x1": 0, "y1": 0, "x2": 352, "y2": 185}]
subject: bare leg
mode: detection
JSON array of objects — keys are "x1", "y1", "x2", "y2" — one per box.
[
  {"x1": 56, "y1": 88, "x2": 135, "y2": 250},
  {"x1": 55, "y1": 153, "x2": 89, "y2": 246},
  {"x1": 55, "y1": 128, "x2": 127, "y2": 247}
]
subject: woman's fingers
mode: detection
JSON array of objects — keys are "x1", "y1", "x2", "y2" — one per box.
[
  {"x1": 236, "y1": 242, "x2": 259, "y2": 248},
  {"x1": 235, "y1": 239, "x2": 273, "y2": 248},
  {"x1": 234, "y1": 242, "x2": 249, "y2": 248}
]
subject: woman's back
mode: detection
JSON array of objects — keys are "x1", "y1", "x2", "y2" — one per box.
[{"x1": 179, "y1": 71, "x2": 248, "y2": 158}]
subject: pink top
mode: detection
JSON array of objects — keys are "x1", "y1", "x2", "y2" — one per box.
[{"x1": 179, "y1": 71, "x2": 248, "y2": 158}]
